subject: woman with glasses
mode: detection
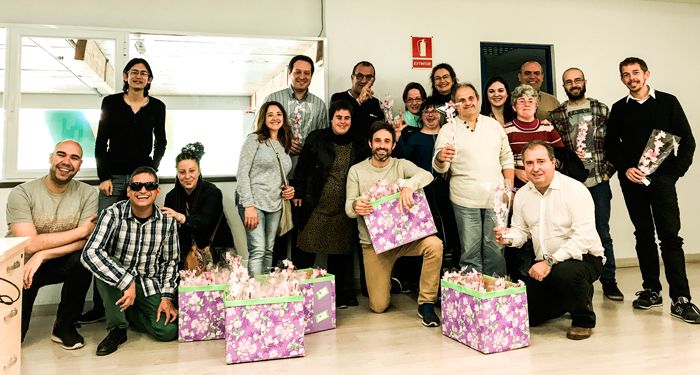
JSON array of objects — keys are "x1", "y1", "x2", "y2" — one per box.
[
  {"x1": 400, "y1": 82, "x2": 427, "y2": 128},
  {"x1": 236, "y1": 101, "x2": 295, "y2": 276},
  {"x1": 433, "y1": 83, "x2": 514, "y2": 277},
  {"x1": 393, "y1": 97, "x2": 460, "y2": 289},
  {"x1": 504, "y1": 84, "x2": 565, "y2": 188},
  {"x1": 81, "y1": 57, "x2": 166, "y2": 324},
  {"x1": 429, "y1": 63, "x2": 458, "y2": 105},
  {"x1": 162, "y1": 143, "x2": 235, "y2": 270},
  {"x1": 481, "y1": 76, "x2": 516, "y2": 126}
]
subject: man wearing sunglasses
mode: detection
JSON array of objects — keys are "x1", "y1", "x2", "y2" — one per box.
[
  {"x1": 82, "y1": 166, "x2": 179, "y2": 355},
  {"x1": 331, "y1": 60, "x2": 385, "y2": 139},
  {"x1": 7, "y1": 140, "x2": 97, "y2": 350}
]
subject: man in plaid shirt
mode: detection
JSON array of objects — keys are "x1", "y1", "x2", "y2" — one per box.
[
  {"x1": 548, "y1": 67, "x2": 623, "y2": 302},
  {"x1": 82, "y1": 166, "x2": 179, "y2": 356}
]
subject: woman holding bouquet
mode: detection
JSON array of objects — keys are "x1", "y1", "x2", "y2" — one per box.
[
  {"x1": 162, "y1": 142, "x2": 235, "y2": 270},
  {"x1": 292, "y1": 100, "x2": 368, "y2": 308},
  {"x1": 236, "y1": 101, "x2": 295, "y2": 276},
  {"x1": 433, "y1": 83, "x2": 514, "y2": 276}
]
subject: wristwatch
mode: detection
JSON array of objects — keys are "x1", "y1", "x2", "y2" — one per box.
[{"x1": 544, "y1": 255, "x2": 555, "y2": 267}]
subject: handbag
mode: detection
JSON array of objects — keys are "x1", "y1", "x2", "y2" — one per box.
[
  {"x1": 184, "y1": 208, "x2": 223, "y2": 273},
  {"x1": 268, "y1": 140, "x2": 294, "y2": 236}
]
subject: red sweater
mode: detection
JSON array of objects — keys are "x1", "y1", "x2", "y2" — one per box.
[{"x1": 504, "y1": 118, "x2": 565, "y2": 169}]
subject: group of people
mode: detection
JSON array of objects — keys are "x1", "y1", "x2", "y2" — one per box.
[
  {"x1": 8, "y1": 52, "x2": 697, "y2": 364},
  {"x1": 10, "y1": 58, "x2": 234, "y2": 356}
]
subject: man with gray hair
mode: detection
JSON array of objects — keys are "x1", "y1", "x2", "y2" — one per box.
[
  {"x1": 548, "y1": 67, "x2": 623, "y2": 302},
  {"x1": 517, "y1": 61, "x2": 560, "y2": 120}
]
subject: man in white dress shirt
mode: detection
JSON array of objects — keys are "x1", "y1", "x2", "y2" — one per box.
[{"x1": 495, "y1": 140, "x2": 604, "y2": 340}]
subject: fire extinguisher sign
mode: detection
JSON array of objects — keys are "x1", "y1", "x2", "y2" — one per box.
[{"x1": 411, "y1": 36, "x2": 433, "y2": 69}]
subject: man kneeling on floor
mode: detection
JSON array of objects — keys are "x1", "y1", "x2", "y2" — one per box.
[
  {"x1": 82, "y1": 166, "x2": 179, "y2": 355},
  {"x1": 495, "y1": 140, "x2": 604, "y2": 340},
  {"x1": 346, "y1": 121, "x2": 443, "y2": 327}
]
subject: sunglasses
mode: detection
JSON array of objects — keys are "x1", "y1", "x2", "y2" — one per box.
[{"x1": 128, "y1": 182, "x2": 159, "y2": 191}]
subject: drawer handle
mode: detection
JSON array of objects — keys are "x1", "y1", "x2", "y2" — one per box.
[
  {"x1": 2, "y1": 355, "x2": 17, "y2": 370},
  {"x1": 4, "y1": 308, "x2": 18, "y2": 322},
  {"x1": 6, "y1": 260, "x2": 21, "y2": 272}
]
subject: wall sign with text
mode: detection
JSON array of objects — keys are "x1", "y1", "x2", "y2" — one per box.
[{"x1": 411, "y1": 36, "x2": 432, "y2": 69}]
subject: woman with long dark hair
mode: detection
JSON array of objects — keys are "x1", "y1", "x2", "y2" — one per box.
[
  {"x1": 236, "y1": 101, "x2": 295, "y2": 276},
  {"x1": 481, "y1": 76, "x2": 515, "y2": 126}
]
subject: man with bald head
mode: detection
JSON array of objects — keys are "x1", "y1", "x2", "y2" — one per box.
[
  {"x1": 548, "y1": 67, "x2": 623, "y2": 301},
  {"x1": 518, "y1": 61, "x2": 560, "y2": 120},
  {"x1": 6, "y1": 140, "x2": 98, "y2": 349}
]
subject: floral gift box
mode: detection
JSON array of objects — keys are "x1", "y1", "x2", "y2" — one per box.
[
  {"x1": 178, "y1": 284, "x2": 227, "y2": 342},
  {"x1": 298, "y1": 269, "x2": 336, "y2": 334},
  {"x1": 440, "y1": 277, "x2": 530, "y2": 354},
  {"x1": 363, "y1": 190, "x2": 437, "y2": 254},
  {"x1": 224, "y1": 295, "x2": 305, "y2": 364}
]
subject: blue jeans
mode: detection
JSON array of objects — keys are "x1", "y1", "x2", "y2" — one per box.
[
  {"x1": 238, "y1": 206, "x2": 281, "y2": 276},
  {"x1": 98, "y1": 174, "x2": 129, "y2": 211},
  {"x1": 588, "y1": 181, "x2": 616, "y2": 285},
  {"x1": 452, "y1": 203, "x2": 505, "y2": 276}
]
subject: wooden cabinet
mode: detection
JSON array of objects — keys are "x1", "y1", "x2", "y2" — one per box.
[{"x1": 1, "y1": 238, "x2": 28, "y2": 375}]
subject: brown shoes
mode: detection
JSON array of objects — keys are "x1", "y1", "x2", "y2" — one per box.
[{"x1": 566, "y1": 326, "x2": 592, "y2": 340}]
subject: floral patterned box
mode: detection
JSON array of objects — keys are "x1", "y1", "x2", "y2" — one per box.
[
  {"x1": 299, "y1": 270, "x2": 336, "y2": 334},
  {"x1": 363, "y1": 190, "x2": 437, "y2": 254},
  {"x1": 178, "y1": 284, "x2": 227, "y2": 342},
  {"x1": 440, "y1": 277, "x2": 530, "y2": 354},
  {"x1": 224, "y1": 295, "x2": 305, "y2": 364}
]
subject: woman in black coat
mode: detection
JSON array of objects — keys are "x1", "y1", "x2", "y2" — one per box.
[
  {"x1": 162, "y1": 143, "x2": 234, "y2": 269},
  {"x1": 292, "y1": 100, "x2": 369, "y2": 308}
]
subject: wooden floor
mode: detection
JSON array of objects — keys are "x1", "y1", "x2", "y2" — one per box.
[{"x1": 21, "y1": 263, "x2": 700, "y2": 374}]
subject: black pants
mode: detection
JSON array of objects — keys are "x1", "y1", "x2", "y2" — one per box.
[
  {"x1": 526, "y1": 254, "x2": 603, "y2": 329},
  {"x1": 619, "y1": 175, "x2": 690, "y2": 300},
  {"x1": 21, "y1": 251, "x2": 92, "y2": 341}
]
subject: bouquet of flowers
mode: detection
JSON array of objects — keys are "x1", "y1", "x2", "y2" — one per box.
[
  {"x1": 638, "y1": 129, "x2": 681, "y2": 186},
  {"x1": 492, "y1": 182, "x2": 512, "y2": 238},
  {"x1": 227, "y1": 258, "x2": 303, "y2": 300},
  {"x1": 380, "y1": 95, "x2": 397, "y2": 122},
  {"x1": 291, "y1": 103, "x2": 304, "y2": 142},
  {"x1": 575, "y1": 116, "x2": 593, "y2": 159},
  {"x1": 442, "y1": 268, "x2": 524, "y2": 292},
  {"x1": 438, "y1": 101, "x2": 458, "y2": 144}
]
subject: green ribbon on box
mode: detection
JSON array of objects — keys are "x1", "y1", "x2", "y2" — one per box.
[
  {"x1": 297, "y1": 269, "x2": 336, "y2": 284},
  {"x1": 178, "y1": 283, "x2": 228, "y2": 293},
  {"x1": 369, "y1": 192, "x2": 401, "y2": 207},
  {"x1": 441, "y1": 277, "x2": 526, "y2": 299},
  {"x1": 224, "y1": 294, "x2": 304, "y2": 307}
]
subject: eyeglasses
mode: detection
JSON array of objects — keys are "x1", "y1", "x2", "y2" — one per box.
[
  {"x1": 128, "y1": 70, "x2": 150, "y2": 77},
  {"x1": 422, "y1": 109, "x2": 439, "y2": 115},
  {"x1": 515, "y1": 97, "x2": 537, "y2": 105},
  {"x1": 353, "y1": 73, "x2": 374, "y2": 81},
  {"x1": 563, "y1": 78, "x2": 585, "y2": 87},
  {"x1": 129, "y1": 182, "x2": 159, "y2": 191},
  {"x1": 434, "y1": 74, "x2": 451, "y2": 82},
  {"x1": 406, "y1": 98, "x2": 424, "y2": 103}
]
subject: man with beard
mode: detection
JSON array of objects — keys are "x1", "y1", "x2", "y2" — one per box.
[
  {"x1": 548, "y1": 67, "x2": 623, "y2": 301},
  {"x1": 345, "y1": 121, "x2": 443, "y2": 327},
  {"x1": 518, "y1": 61, "x2": 560, "y2": 120},
  {"x1": 605, "y1": 57, "x2": 698, "y2": 324},
  {"x1": 331, "y1": 61, "x2": 385, "y2": 139},
  {"x1": 6, "y1": 140, "x2": 98, "y2": 349}
]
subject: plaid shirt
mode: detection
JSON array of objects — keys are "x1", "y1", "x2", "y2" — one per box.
[
  {"x1": 81, "y1": 200, "x2": 179, "y2": 299},
  {"x1": 548, "y1": 98, "x2": 616, "y2": 186}
]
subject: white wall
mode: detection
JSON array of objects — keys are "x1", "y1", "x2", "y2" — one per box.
[
  {"x1": 324, "y1": 0, "x2": 700, "y2": 261},
  {"x1": 1, "y1": 0, "x2": 699, "y2": 303}
]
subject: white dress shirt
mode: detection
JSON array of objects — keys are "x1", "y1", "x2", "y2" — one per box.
[{"x1": 510, "y1": 171, "x2": 605, "y2": 263}]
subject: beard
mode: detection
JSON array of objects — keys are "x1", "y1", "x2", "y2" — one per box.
[
  {"x1": 565, "y1": 84, "x2": 587, "y2": 101},
  {"x1": 372, "y1": 147, "x2": 391, "y2": 162}
]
